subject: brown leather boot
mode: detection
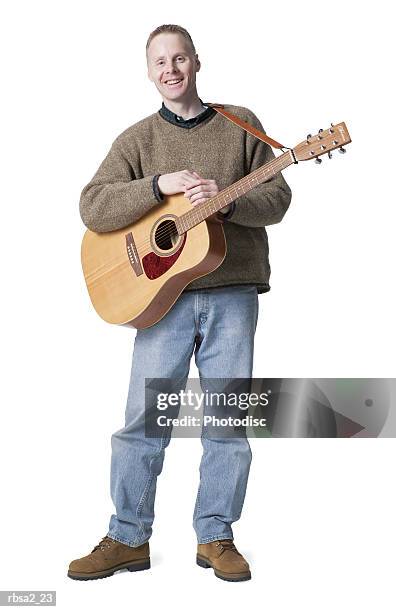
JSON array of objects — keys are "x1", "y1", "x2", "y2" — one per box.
[
  {"x1": 197, "y1": 539, "x2": 251, "y2": 582},
  {"x1": 67, "y1": 536, "x2": 150, "y2": 580}
]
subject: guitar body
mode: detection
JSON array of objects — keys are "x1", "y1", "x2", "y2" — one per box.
[{"x1": 81, "y1": 193, "x2": 226, "y2": 329}]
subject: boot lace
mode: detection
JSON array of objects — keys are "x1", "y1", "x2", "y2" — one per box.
[
  {"x1": 91, "y1": 536, "x2": 114, "y2": 553},
  {"x1": 215, "y1": 539, "x2": 241, "y2": 556}
]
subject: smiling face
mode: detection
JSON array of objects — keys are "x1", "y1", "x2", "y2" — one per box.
[{"x1": 147, "y1": 32, "x2": 201, "y2": 104}]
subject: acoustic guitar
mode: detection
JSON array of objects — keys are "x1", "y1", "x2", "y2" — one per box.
[{"x1": 81, "y1": 122, "x2": 351, "y2": 329}]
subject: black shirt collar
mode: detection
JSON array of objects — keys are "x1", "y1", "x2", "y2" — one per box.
[{"x1": 159, "y1": 99, "x2": 216, "y2": 129}]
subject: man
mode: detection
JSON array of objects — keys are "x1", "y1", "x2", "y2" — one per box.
[{"x1": 68, "y1": 24, "x2": 291, "y2": 582}]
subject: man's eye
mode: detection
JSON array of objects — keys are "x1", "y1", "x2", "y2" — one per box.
[{"x1": 177, "y1": 57, "x2": 185, "y2": 61}]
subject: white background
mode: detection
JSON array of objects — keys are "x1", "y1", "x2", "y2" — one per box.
[{"x1": 1, "y1": 0, "x2": 395, "y2": 610}]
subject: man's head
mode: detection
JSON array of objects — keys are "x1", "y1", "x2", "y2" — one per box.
[{"x1": 146, "y1": 25, "x2": 201, "y2": 104}]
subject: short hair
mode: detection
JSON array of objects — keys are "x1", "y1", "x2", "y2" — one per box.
[{"x1": 146, "y1": 24, "x2": 196, "y2": 56}]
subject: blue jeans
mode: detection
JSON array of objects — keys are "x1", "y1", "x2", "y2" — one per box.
[{"x1": 107, "y1": 284, "x2": 259, "y2": 546}]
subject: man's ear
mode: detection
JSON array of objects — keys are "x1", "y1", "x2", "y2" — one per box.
[{"x1": 195, "y1": 55, "x2": 201, "y2": 72}]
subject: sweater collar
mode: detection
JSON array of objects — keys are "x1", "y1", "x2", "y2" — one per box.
[{"x1": 159, "y1": 99, "x2": 216, "y2": 129}]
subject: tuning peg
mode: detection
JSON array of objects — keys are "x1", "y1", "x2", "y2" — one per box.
[
  {"x1": 328, "y1": 151, "x2": 333, "y2": 159},
  {"x1": 339, "y1": 147, "x2": 346, "y2": 154},
  {"x1": 318, "y1": 128, "x2": 324, "y2": 133},
  {"x1": 315, "y1": 157, "x2": 322, "y2": 164},
  {"x1": 306, "y1": 133, "x2": 312, "y2": 142}
]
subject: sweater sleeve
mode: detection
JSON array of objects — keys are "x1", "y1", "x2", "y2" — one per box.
[
  {"x1": 79, "y1": 136, "x2": 161, "y2": 233},
  {"x1": 226, "y1": 110, "x2": 292, "y2": 228}
]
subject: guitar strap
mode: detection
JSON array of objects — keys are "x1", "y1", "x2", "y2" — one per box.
[{"x1": 206, "y1": 102, "x2": 286, "y2": 150}]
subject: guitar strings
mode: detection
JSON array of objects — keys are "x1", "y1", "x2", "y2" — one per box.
[
  {"x1": 133, "y1": 135, "x2": 339, "y2": 253},
  {"x1": 133, "y1": 153, "x2": 290, "y2": 255},
  {"x1": 146, "y1": 153, "x2": 288, "y2": 247},
  {"x1": 135, "y1": 154, "x2": 288, "y2": 254}
]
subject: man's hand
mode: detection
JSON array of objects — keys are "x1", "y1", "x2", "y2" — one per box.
[
  {"x1": 184, "y1": 171, "x2": 219, "y2": 206},
  {"x1": 185, "y1": 171, "x2": 231, "y2": 214},
  {"x1": 158, "y1": 170, "x2": 230, "y2": 214},
  {"x1": 185, "y1": 172, "x2": 231, "y2": 214},
  {"x1": 157, "y1": 170, "x2": 204, "y2": 196}
]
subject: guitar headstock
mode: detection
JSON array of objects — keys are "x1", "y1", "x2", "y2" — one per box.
[{"x1": 293, "y1": 122, "x2": 351, "y2": 163}]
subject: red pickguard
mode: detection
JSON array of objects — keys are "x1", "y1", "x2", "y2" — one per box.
[{"x1": 142, "y1": 234, "x2": 187, "y2": 280}]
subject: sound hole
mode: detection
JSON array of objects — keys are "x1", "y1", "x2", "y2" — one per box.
[{"x1": 155, "y1": 220, "x2": 179, "y2": 251}]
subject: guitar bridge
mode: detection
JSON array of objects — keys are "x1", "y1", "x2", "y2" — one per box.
[{"x1": 125, "y1": 232, "x2": 143, "y2": 276}]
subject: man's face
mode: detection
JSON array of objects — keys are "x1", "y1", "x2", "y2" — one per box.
[{"x1": 147, "y1": 32, "x2": 200, "y2": 103}]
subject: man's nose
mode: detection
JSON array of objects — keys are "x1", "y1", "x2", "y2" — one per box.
[{"x1": 165, "y1": 61, "x2": 179, "y2": 73}]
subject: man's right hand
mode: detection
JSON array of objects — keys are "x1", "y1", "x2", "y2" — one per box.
[{"x1": 157, "y1": 170, "x2": 203, "y2": 196}]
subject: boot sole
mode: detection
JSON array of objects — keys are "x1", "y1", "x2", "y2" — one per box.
[
  {"x1": 196, "y1": 555, "x2": 251, "y2": 582},
  {"x1": 67, "y1": 558, "x2": 150, "y2": 580}
]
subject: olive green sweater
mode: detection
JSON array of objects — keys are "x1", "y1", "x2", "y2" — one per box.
[{"x1": 79, "y1": 104, "x2": 292, "y2": 293}]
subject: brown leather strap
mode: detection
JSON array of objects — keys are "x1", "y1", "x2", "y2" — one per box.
[{"x1": 206, "y1": 102, "x2": 285, "y2": 150}]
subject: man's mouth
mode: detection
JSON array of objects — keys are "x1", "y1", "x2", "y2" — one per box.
[{"x1": 164, "y1": 78, "x2": 184, "y2": 87}]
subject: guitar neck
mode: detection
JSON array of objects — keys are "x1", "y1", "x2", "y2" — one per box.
[{"x1": 176, "y1": 149, "x2": 294, "y2": 234}]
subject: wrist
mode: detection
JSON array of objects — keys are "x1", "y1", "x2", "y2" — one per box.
[
  {"x1": 152, "y1": 174, "x2": 164, "y2": 203},
  {"x1": 218, "y1": 201, "x2": 236, "y2": 220}
]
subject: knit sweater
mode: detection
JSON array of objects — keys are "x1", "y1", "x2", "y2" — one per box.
[{"x1": 79, "y1": 104, "x2": 292, "y2": 294}]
